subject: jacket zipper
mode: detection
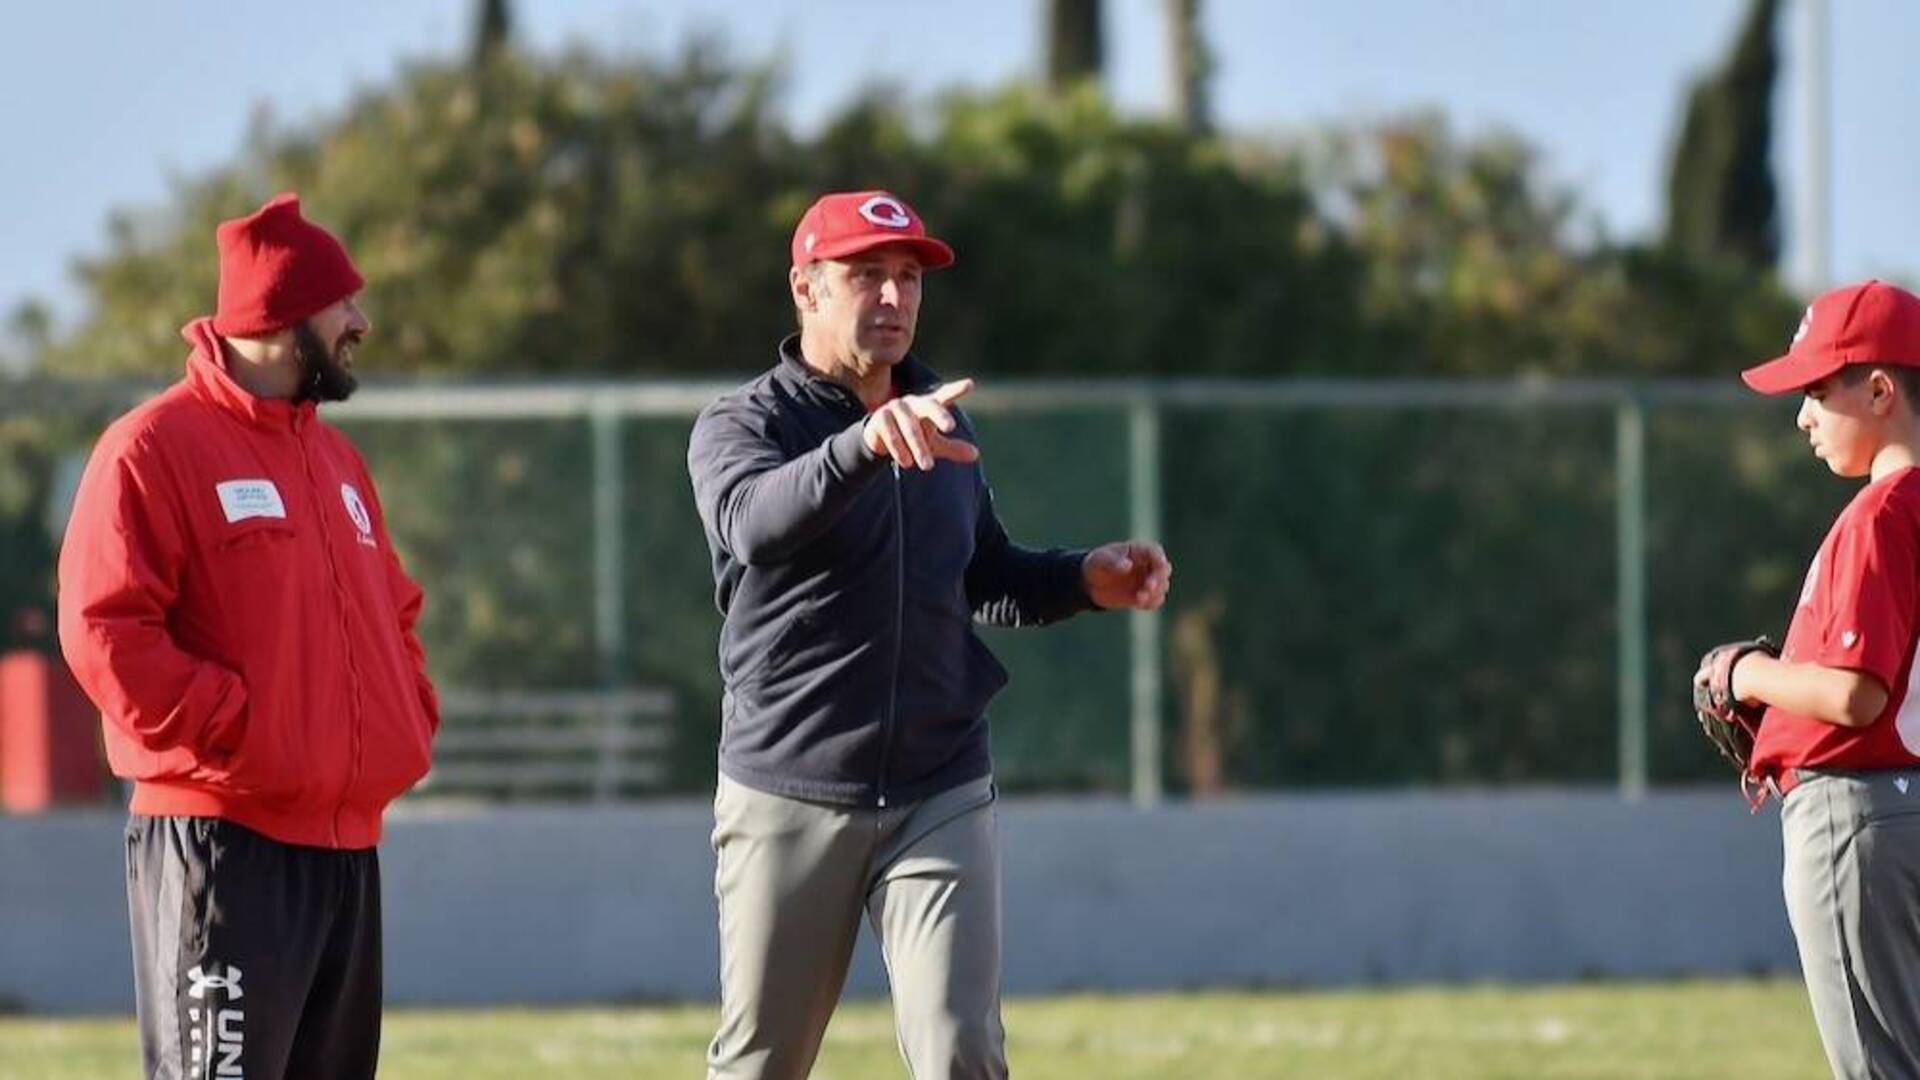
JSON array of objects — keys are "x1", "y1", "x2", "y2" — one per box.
[
  {"x1": 296, "y1": 420, "x2": 366, "y2": 846},
  {"x1": 876, "y1": 464, "x2": 904, "y2": 808}
]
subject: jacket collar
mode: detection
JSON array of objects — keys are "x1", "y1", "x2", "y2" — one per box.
[
  {"x1": 774, "y1": 334, "x2": 940, "y2": 412},
  {"x1": 180, "y1": 317, "x2": 317, "y2": 433}
]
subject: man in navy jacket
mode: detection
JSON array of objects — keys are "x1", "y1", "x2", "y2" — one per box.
[{"x1": 688, "y1": 190, "x2": 1171, "y2": 1079}]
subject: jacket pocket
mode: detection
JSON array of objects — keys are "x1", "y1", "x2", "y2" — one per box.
[
  {"x1": 356, "y1": 695, "x2": 435, "y2": 802},
  {"x1": 210, "y1": 519, "x2": 298, "y2": 570},
  {"x1": 727, "y1": 605, "x2": 815, "y2": 691},
  {"x1": 187, "y1": 693, "x2": 299, "y2": 799},
  {"x1": 208, "y1": 517, "x2": 304, "y2": 628},
  {"x1": 216, "y1": 517, "x2": 295, "y2": 545},
  {"x1": 899, "y1": 589, "x2": 1008, "y2": 720},
  {"x1": 185, "y1": 521, "x2": 304, "y2": 798}
]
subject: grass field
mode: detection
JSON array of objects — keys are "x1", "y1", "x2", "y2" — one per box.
[{"x1": 0, "y1": 979, "x2": 1829, "y2": 1079}]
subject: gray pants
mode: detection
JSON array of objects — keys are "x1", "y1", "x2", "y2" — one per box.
[
  {"x1": 1782, "y1": 770, "x2": 1920, "y2": 1079},
  {"x1": 707, "y1": 774, "x2": 1007, "y2": 1080}
]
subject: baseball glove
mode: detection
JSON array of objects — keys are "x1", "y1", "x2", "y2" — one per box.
[{"x1": 1693, "y1": 637, "x2": 1778, "y2": 773}]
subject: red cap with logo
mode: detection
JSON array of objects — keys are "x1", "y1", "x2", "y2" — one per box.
[
  {"x1": 1742, "y1": 280, "x2": 1920, "y2": 396},
  {"x1": 790, "y1": 190, "x2": 955, "y2": 271}
]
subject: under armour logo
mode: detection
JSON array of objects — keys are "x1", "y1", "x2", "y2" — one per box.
[{"x1": 187, "y1": 963, "x2": 244, "y2": 1001}]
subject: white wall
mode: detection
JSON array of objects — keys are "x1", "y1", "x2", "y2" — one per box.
[{"x1": 0, "y1": 789, "x2": 1795, "y2": 1015}]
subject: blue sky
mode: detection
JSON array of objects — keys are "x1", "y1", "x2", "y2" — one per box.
[{"x1": 4, "y1": 0, "x2": 1913, "y2": 347}]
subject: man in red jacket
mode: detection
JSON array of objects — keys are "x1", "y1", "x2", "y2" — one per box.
[{"x1": 57, "y1": 193, "x2": 438, "y2": 1079}]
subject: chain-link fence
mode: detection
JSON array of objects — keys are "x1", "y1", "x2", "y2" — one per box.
[{"x1": 4, "y1": 376, "x2": 1840, "y2": 802}]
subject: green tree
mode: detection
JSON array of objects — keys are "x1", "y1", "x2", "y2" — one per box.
[
  {"x1": 911, "y1": 85, "x2": 1360, "y2": 377},
  {"x1": 1165, "y1": 0, "x2": 1213, "y2": 135},
  {"x1": 1664, "y1": 0, "x2": 1781, "y2": 268},
  {"x1": 472, "y1": 0, "x2": 512, "y2": 70},
  {"x1": 41, "y1": 44, "x2": 802, "y2": 377},
  {"x1": 35, "y1": 56, "x2": 1796, "y2": 383},
  {"x1": 1316, "y1": 114, "x2": 1796, "y2": 375},
  {"x1": 1044, "y1": 0, "x2": 1104, "y2": 94}
]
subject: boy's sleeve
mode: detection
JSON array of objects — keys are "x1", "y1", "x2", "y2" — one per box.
[{"x1": 1813, "y1": 498, "x2": 1920, "y2": 690}]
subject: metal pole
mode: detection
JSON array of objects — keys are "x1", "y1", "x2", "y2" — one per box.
[
  {"x1": 1128, "y1": 394, "x2": 1165, "y2": 807},
  {"x1": 1795, "y1": 0, "x2": 1832, "y2": 291},
  {"x1": 1616, "y1": 397, "x2": 1649, "y2": 801},
  {"x1": 590, "y1": 407, "x2": 626, "y2": 800}
]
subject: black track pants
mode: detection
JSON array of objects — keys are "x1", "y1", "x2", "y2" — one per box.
[{"x1": 125, "y1": 816, "x2": 382, "y2": 1080}]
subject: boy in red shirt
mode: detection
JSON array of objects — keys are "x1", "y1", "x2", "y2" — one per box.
[
  {"x1": 1702, "y1": 279, "x2": 1920, "y2": 1077},
  {"x1": 58, "y1": 194, "x2": 437, "y2": 1079}
]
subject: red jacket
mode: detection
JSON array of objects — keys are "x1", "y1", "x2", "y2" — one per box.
[{"x1": 57, "y1": 319, "x2": 438, "y2": 849}]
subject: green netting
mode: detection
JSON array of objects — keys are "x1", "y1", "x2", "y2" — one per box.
[
  {"x1": 1160, "y1": 407, "x2": 1619, "y2": 788},
  {"x1": 1642, "y1": 403, "x2": 1851, "y2": 783},
  {"x1": 4, "y1": 386, "x2": 1862, "y2": 797}
]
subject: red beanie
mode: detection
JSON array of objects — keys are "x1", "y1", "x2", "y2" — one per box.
[{"x1": 211, "y1": 193, "x2": 365, "y2": 337}]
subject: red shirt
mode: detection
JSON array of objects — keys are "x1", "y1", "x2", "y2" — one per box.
[
  {"x1": 1750, "y1": 467, "x2": 1920, "y2": 783},
  {"x1": 57, "y1": 319, "x2": 438, "y2": 849}
]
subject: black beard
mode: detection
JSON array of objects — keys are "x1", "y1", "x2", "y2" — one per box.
[{"x1": 293, "y1": 323, "x2": 359, "y2": 404}]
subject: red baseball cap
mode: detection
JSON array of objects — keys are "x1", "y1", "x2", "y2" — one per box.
[
  {"x1": 790, "y1": 190, "x2": 955, "y2": 271},
  {"x1": 1742, "y1": 280, "x2": 1920, "y2": 396}
]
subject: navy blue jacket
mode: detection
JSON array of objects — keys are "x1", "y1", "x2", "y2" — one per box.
[{"x1": 687, "y1": 336, "x2": 1092, "y2": 806}]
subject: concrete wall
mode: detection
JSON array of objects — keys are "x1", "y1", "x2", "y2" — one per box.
[{"x1": 0, "y1": 789, "x2": 1796, "y2": 1015}]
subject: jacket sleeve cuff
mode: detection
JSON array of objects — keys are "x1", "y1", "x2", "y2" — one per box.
[
  {"x1": 826, "y1": 422, "x2": 886, "y2": 480},
  {"x1": 1058, "y1": 548, "x2": 1098, "y2": 615}
]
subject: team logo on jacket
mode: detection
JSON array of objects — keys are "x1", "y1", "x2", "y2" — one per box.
[
  {"x1": 858, "y1": 196, "x2": 913, "y2": 229},
  {"x1": 340, "y1": 484, "x2": 377, "y2": 549}
]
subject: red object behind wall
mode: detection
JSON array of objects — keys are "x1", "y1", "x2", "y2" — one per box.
[{"x1": 0, "y1": 651, "x2": 106, "y2": 811}]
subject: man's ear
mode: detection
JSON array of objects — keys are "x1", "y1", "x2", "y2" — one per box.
[{"x1": 789, "y1": 266, "x2": 813, "y2": 314}]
